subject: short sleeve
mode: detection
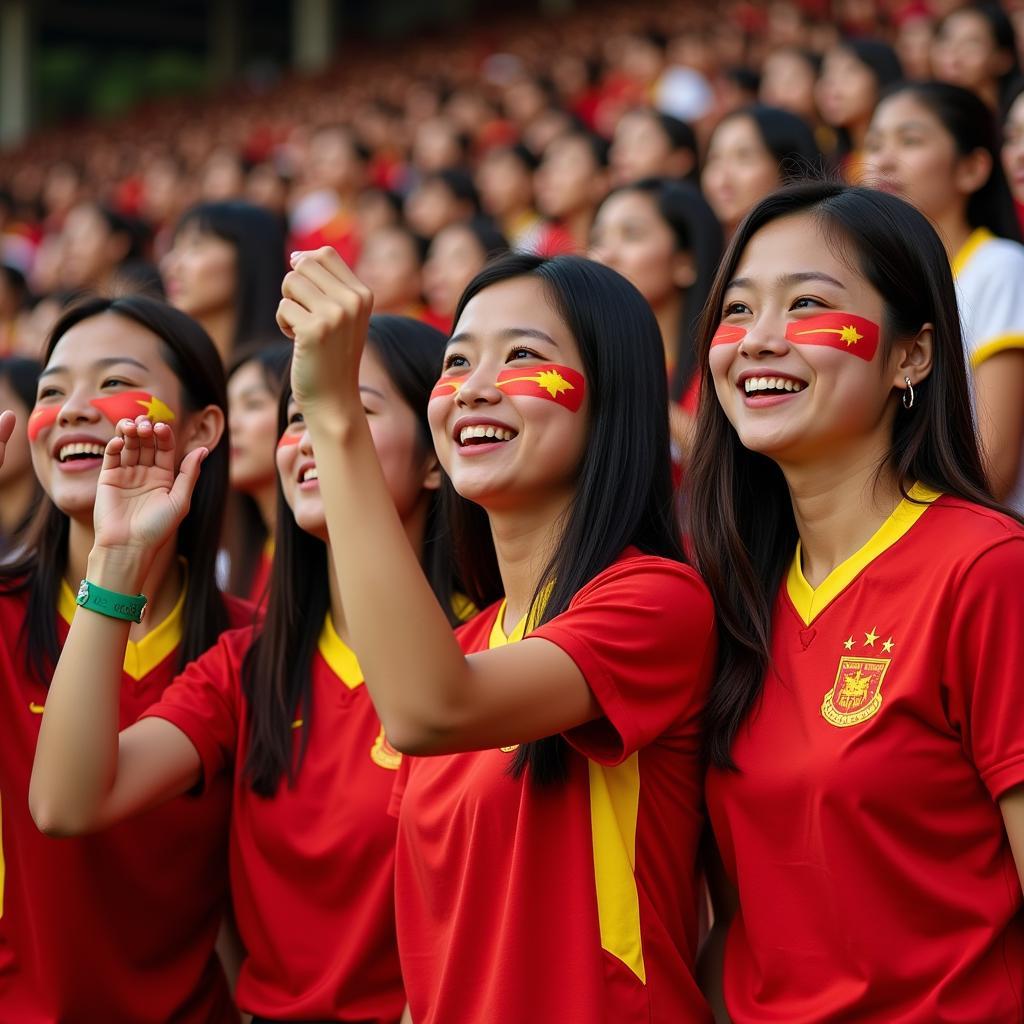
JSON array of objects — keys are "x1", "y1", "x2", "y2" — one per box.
[
  {"x1": 943, "y1": 537, "x2": 1024, "y2": 799},
  {"x1": 959, "y1": 244, "x2": 1024, "y2": 367},
  {"x1": 139, "y1": 626, "x2": 251, "y2": 791},
  {"x1": 528, "y1": 556, "x2": 716, "y2": 765}
]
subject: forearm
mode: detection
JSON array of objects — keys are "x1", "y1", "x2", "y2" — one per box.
[{"x1": 307, "y1": 406, "x2": 471, "y2": 748}]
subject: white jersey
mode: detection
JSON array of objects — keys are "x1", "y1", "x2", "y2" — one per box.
[{"x1": 953, "y1": 227, "x2": 1024, "y2": 512}]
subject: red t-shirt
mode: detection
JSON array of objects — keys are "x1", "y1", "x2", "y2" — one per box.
[
  {"x1": 706, "y1": 487, "x2": 1024, "y2": 1022},
  {"x1": 142, "y1": 615, "x2": 404, "y2": 1023},
  {"x1": 0, "y1": 580, "x2": 250, "y2": 1024},
  {"x1": 391, "y1": 551, "x2": 716, "y2": 1024}
]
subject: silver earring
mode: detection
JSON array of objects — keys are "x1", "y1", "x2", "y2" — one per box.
[{"x1": 902, "y1": 376, "x2": 914, "y2": 410}]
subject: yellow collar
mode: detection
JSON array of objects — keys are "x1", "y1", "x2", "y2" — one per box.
[
  {"x1": 58, "y1": 576, "x2": 186, "y2": 681},
  {"x1": 317, "y1": 613, "x2": 363, "y2": 689},
  {"x1": 786, "y1": 483, "x2": 940, "y2": 626},
  {"x1": 952, "y1": 227, "x2": 994, "y2": 278},
  {"x1": 488, "y1": 580, "x2": 554, "y2": 648}
]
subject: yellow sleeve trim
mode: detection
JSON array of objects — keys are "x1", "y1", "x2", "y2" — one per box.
[
  {"x1": 952, "y1": 227, "x2": 995, "y2": 279},
  {"x1": 969, "y1": 334, "x2": 1024, "y2": 368}
]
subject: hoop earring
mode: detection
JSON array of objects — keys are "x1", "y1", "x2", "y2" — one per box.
[{"x1": 902, "y1": 376, "x2": 914, "y2": 410}]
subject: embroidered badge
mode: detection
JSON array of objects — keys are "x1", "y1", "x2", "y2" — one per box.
[
  {"x1": 821, "y1": 654, "x2": 889, "y2": 727},
  {"x1": 370, "y1": 725, "x2": 402, "y2": 770}
]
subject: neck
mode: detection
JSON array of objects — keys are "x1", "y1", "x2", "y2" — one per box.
[
  {"x1": 488, "y1": 488, "x2": 574, "y2": 630},
  {"x1": 780, "y1": 433, "x2": 903, "y2": 588},
  {"x1": 198, "y1": 306, "x2": 237, "y2": 364},
  {"x1": 68, "y1": 517, "x2": 183, "y2": 640},
  {"x1": 932, "y1": 206, "x2": 974, "y2": 264},
  {"x1": 654, "y1": 293, "x2": 683, "y2": 372},
  {"x1": 0, "y1": 471, "x2": 37, "y2": 536}
]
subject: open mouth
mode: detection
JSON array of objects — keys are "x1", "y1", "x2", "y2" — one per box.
[
  {"x1": 743, "y1": 376, "x2": 806, "y2": 396},
  {"x1": 458, "y1": 424, "x2": 518, "y2": 447},
  {"x1": 299, "y1": 466, "x2": 318, "y2": 483},
  {"x1": 58, "y1": 442, "x2": 106, "y2": 464}
]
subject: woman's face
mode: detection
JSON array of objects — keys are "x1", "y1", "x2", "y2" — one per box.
[
  {"x1": 423, "y1": 225, "x2": 488, "y2": 320},
  {"x1": 609, "y1": 110, "x2": 691, "y2": 186},
  {"x1": 931, "y1": 10, "x2": 1006, "y2": 95},
  {"x1": 477, "y1": 150, "x2": 533, "y2": 220},
  {"x1": 59, "y1": 205, "x2": 122, "y2": 291},
  {"x1": 862, "y1": 92, "x2": 970, "y2": 224},
  {"x1": 278, "y1": 346, "x2": 436, "y2": 540},
  {"x1": 535, "y1": 136, "x2": 602, "y2": 220},
  {"x1": 0, "y1": 375, "x2": 33, "y2": 488},
  {"x1": 709, "y1": 212, "x2": 910, "y2": 465},
  {"x1": 1001, "y1": 92, "x2": 1024, "y2": 205},
  {"x1": 760, "y1": 50, "x2": 818, "y2": 121},
  {"x1": 355, "y1": 228, "x2": 422, "y2": 313},
  {"x1": 428, "y1": 276, "x2": 589, "y2": 513},
  {"x1": 590, "y1": 190, "x2": 687, "y2": 310},
  {"x1": 161, "y1": 222, "x2": 237, "y2": 320},
  {"x1": 228, "y1": 360, "x2": 280, "y2": 495},
  {"x1": 702, "y1": 115, "x2": 781, "y2": 232},
  {"x1": 815, "y1": 47, "x2": 879, "y2": 131},
  {"x1": 30, "y1": 314, "x2": 200, "y2": 523}
]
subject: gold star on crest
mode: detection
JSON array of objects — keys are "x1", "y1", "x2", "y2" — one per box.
[
  {"x1": 864, "y1": 627, "x2": 879, "y2": 647},
  {"x1": 882, "y1": 637, "x2": 895, "y2": 653},
  {"x1": 839, "y1": 325, "x2": 862, "y2": 346},
  {"x1": 137, "y1": 395, "x2": 176, "y2": 423},
  {"x1": 532, "y1": 369, "x2": 574, "y2": 398},
  {"x1": 843, "y1": 636, "x2": 855, "y2": 650}
]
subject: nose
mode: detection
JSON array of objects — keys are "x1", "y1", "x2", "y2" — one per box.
[
  {"x1": 298, "y1": 428, "x2": 315, "y2": 455},
  {"x1": 454, "y1": 365, "x2": 503, "y2": 407},
  {"x1": 737, "y1": 320, "x2": 790, "y2": 359},
  {"x1": 57, "y1": 386, "x2": 103, "y2": 427}
]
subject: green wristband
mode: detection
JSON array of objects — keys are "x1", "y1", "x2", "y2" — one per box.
[{"x1": 75, "y1": 579, "x2": 148, "y2": 623}]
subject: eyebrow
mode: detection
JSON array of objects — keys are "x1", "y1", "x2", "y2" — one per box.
[
  {"x1": 447, "y1": 327, "x2": 559, "y2": 348},
  {"x1": 725, "y1": 271, "x2": 847, "y2": 291},
  {"x1": 40, "y1": 356, "x2": 151, "y2": 379},
  {"x1": 359, "y1": 385, "x2": 386, "y2": 399}
]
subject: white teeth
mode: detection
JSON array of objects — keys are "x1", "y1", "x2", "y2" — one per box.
[
  {"x1": 59, "y1": 442, "x2": 105, "y2": 462},
  {"x1": 459, "y1": 425, "x2": 516, "y2": 444},
  {"x1": 302, "y1": 467, "x2": 319, "y2": 482},
  {"x1": 744, "y1": 377, "x2": 806, "y2": 394}
]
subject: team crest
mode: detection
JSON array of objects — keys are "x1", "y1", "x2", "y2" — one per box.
[
  {"x1": 821, "y1": 656, "x2": 889, "y2": 728},
  {"x1": 370, "y1": 726, "x2": 402, "y2": 770}
]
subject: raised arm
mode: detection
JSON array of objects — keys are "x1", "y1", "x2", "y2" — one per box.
[{"x1": 29, "y1": 417, "x2": 206, "y2": 836}]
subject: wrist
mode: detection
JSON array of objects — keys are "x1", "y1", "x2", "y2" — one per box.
[
  {"x1": 303, "y1": 399, "x2": 366, "y2": 443},
  {"x1": 86, "y1": 547, "x2": 151, "y2": 594}
]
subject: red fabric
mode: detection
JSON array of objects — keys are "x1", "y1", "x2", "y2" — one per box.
[
  {"x1": 0, "y1": 591, "x2": 251, "y2": 1024},
  {"x1": 706, "y1": 496, "x2": 1024, "y2": 1023},
  {"x1": 391, "y1": 551, "x2": 716, "y2": 1024},
  {"x1": 142, "y1": 626, "x2": 404, "y2": 1023},
  {"x1": 246, "y1": 548, "x2": 272, "y2": 608},
  {"x1": 533, "y1": 220, "x2": 579, "y2": 257},
  {"x1": 288, "y1": 209, "x2": 360, "y2": 267}
]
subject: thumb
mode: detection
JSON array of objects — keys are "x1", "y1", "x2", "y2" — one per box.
[{"x1": 169, "y1": 447, "x2": 208, "y2": 515}]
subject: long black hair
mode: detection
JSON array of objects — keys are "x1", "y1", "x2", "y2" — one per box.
[
  {"x1": 878, "y1": 80, "x2": 1022, "y2": 242},
  {"x1": 685, "y1": 181, "x2": 1016, "y2": 770},
  {"x1": 596, "y1": 178, "x2": 724, "y2": 400},
  {"x1": 0, "y1": 295, "x2": 231, "y2": 683},
  {"x1": 446, "y1": 253, "x2": 685, "y2": 784},
  {"x1": 715, "y1": 104, "x2": 825, "y2": 184},
  {"x1": 241, "y1": 315, "x2": 456, "y2": 796},
  {"x1": 0, "y1": 355, "x2": 43, "y2": 551},
  {"x1": 173, "y1": 201, "x2": 287, "y2": 351}
]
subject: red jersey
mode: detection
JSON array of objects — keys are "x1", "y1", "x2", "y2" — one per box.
[
  {"x1": 141, "y1": 615, "x2": 404, "y2": 1023},
  {"x1": 391, "y1": 551, "x2": 716, "y2": 1024},
  {"x1": 0, "y1": 579, "x2": 250, "y2": 1024},
  {"x1": 706, "y1": 486, "x2": 1024, "y2": 1022}
]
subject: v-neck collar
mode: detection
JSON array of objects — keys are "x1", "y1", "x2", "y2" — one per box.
[{"x1": 317, "y1": 613, "x2": 364, "y2": 689}]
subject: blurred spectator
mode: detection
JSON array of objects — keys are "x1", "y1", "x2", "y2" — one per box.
[
  {"x1": 931, "y1": 3, "x2": 1021, "y2": 109},
  {"x1": 475, "y1": 144, "x2": 543, "y2": 251},
  {"x1": 355, "y1": 224, "x2": 445, "y2": 328},
  {"x1": 0, "y1": 355, "x2": 41, "y2": 559},
  {"x1": 405, "y1": 169, "x2": 480, "y2": 240},
  {"x1": 1002, "y1": 78, "x2": 1024, "y2": 232},
  {"x1": 760, "y1": 48, "x2": 822, "y2": 125},
  {"x1": 534, "y1": 129, "x2": 610, "y2": 255},
  {"x1": 57, "y1": 201, "x2": 151, "y2": 295},
  {"x1": 894, "y1": 4, "x2": 936, "y2": 81},
  {"x1": 609, "y1": 108, "x2": 699, "y2": 186},
  {"x1": 161, "y1": 200, "x2": 286, "y2": 362},
  {"x1": 0, "y1": 264, "x2": 30, "y2": 356},
  {"x1": 702, "y1": 104, "x2": 822, "y2": 237}
]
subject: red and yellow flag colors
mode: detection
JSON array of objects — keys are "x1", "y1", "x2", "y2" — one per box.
[
  {"x1": 277, "y1": 431, "x2": 301, "y2": 449},
  {"x1": 90, "y1": 391, "x2": 176, "y2": 426},
  {"x1": 495, "y1": 364, "x2": 585, "y2": 412},
  {"x1": 785, "y1": 312, "x2": 879, "y2": 361},
  {"x1": 429, "y1": 379, "x2": 463, "y2": 401},
  {"x1": 27, "y1": 404, "x2": 60, "y2": 442},
  {"x1": 710, "y1": 324, "x2": 747, "y2": 347}
]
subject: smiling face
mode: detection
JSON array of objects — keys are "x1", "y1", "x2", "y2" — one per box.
[
  {"x1": 30, "y1": 313, "x2": 189, "y2": 522},
  {"x1": 277, "y1": 345, "x2": 436, "y2": 540},
  {"x1": 702, "y1": 115, "x2": 781, "y2": 233},
  {"x1": 709, "y1": 212, "x2": 906, "y2": 466},
  {"x1": 428, "y1": 276, "x2": 589, "y2": 512}
]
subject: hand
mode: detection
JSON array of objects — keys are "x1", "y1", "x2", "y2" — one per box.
[
  {"x1": 0, "y1": 409, "x2": 15, "y2": 470},
  {"x1": 91, "y1": 416, "x2": 207, "y2": 565},
  {"x1": 277, "y1": 247, "x2": 373, "y2": 417}
]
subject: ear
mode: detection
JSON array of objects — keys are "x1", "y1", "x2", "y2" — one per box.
[
  {"x1": 954, "y1": 147, "x2": 992, "y2": 198},
  {"x1": 890, "y1": 322, "x2": 934, "y2": 390},
  {"x1": 179, "y1": 404, "x2": 226, "y2": 457},
  {"x1": 672, "y1": 250, "x2": 697, "y2": 289},
  {"x1": 421, "y1": 452, "x2": 442, "y2": 493}
]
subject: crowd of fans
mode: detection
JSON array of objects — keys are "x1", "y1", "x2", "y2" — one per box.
[{"x1": 2, "y1": 0, "x2": 1024, "y2": 561}]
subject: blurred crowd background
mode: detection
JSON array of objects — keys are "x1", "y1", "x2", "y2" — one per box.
[{"x1": 3, "y1": 0, "x2": 1024, "y2": 580}]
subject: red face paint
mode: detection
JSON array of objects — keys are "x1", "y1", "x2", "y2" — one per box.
[
  {"x1": 429, "y1": 379, "x2": 463, "y2": 401},
  {"x1": 494, "y1": 363, "x2": 585, "y2": 412},
  {"x1": 711, "y1": 324, "x2": 747, "y2": 347},
  {"x1": 784, "y1": 312, "x2": 880, "y2": 362},
  {"x1": 277, "y1": 431, "x2": 301, "y2": 449},
  {"x1": 90, "y1": 391, "x2": 176, "y2": 426},
  {"x1": 27, "y1": 404, "x2": 60, "y2": 442}
]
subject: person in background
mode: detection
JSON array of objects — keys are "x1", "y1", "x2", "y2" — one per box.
[
  {"x1": 404, "y1": 169, "x2": 480, "y2": 242},
  {"x1": 702, "y1": 104, "x2": 822, "y2": 238},
  {"x1": 863, "y1": 81, "x2": 1024, "y2": 509},
  {"x1": 223, "y1": 341, "x2": 292, "y2": 604},
  {"x1": 931, "y1": 3, "x2": 1021, "y2": 110},
  {"x1": 609, "y1": 107, "x2": 699, "y2": 186},
  {"x1": 58, "y1": 201, "x2": 151, "y2": 296},
  {"x1": 475, "y1": 144, "x2": 544, "y2": 252},
  {"x1": 0, "y1": 355, "x2": 41, "y2": 558},
  {"x1": 1001, "y1": 77, "x2": 1024, "y2": 233},
  {"x1": 0, "y1": 263, "x2": 30, "y2": 356},
  {"x1": 534, "y1": 129, "x2": 610, "y2": 255},
  {"x1": 161, "y1": 201, "x2": 286, "y2": 364},
  {"x1": 759, "y1": 47, "x2": 831, "y2": 153}
]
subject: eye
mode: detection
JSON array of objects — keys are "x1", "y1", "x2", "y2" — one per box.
[
  {"x1": 791, "y1": 296, "x2": 826, "y2": 310},
  {"x1": 722, "y1": 301, "x2": 751, "y2": 317},
  {"x1": 443, "y1": 353, "x2": 469, "y2": 371},
  {"x1": 288, "y1": 410, "x2": 304, "y2": 426},
  {"x1": 507, "y1": 346, "x2": 539, "y2": 361},
  {"x1": 38, "y1": 386, "x2": 62, "y2": 400},
  {"x1": 101, "y1": 377, "x2": 132, "y2": 389}
]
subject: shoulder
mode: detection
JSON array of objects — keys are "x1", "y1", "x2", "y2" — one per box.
[
  {"x1": 926, "y1": 496, "x2": 1024, "y2": 567},
  {"x1": 570, "y1": 550, "x2": 712, "y2": 614},
  {"x1": 965, "y1": 236, "x2": 1024, "y2": 281}
]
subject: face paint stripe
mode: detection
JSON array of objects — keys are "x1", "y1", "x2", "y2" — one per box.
[
  {"x1": 784, "y1": 312, "x2": 880, "y2": 361},
  {"x1": 494, "y1": 363, "x2": 585, "y2": 412},
  {"x1": 430, "y1": 379, "x2": 463, "y2": 401},
  {"x1": 27, "y1": 405, "x2": 60, "y2": 442},
  {"x1": 90, "y1": 392, "x2": 176, "y2": 425},
  {"x1": 711, "y1": 324, "x2": 747, "y2": 347},
  {"x1": 277, "y1": 432, "x2": 301, "y2": 448}
]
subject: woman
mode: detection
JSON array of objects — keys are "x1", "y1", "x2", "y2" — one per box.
[
  {"x1": 863, "y1": 81, "x2": 1024, "y2": 509},
  {"x1": 1001, "y1": 77, "x2": 1024, "y2": 233},
  {"x1": 29, "y1": 316, "x2": 456, "y2": 1023},
  {"x1": 609, "y1": 107, "x2": 699, "y2": 186},
  {"x1": 701, "y1": 105, "x2": 822, "y2": 238},
  {"x1": 273, "y1": 248, "x2": 717, "y2": 1022},
  {"x1": 590, "y1": 178, "x2": 723, "y2": 457},
  {"x1": 58, "y1": 201, "x2": 153, "y2": 296},
  {"x1": 688, "y1": 181, "x2": 1024, "y2": 1022},
  {"x1": 534, "y1": 130, "x2": 611, "y2": 255},
  {"x1": 0, "y1": 295, "x2": 246, "y2": 1023},
  {"x1": 815, "y1": 39, "x2": 903, "y2": 181},
  {"x1": 223, "y1": 341, "x2": 292, "y2": 602},
  {"x1": 161, "y1": 200, "x2": 286, "y2": 362},
  {"x1": 931, "y1": 3, "x2": 1020, "y2": 110},
  {"x1": 0, "y1": 356, "x2": 41, "y2": 558}
]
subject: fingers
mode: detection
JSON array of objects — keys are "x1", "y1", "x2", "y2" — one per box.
[
  {"x1": 117, "y1": 418, "x2": 142, "y2": 468},
  {"x1": 0, "y1": 409, "x2": 16, "y2": 445},
  {"x1": 101, "y1": 435, "x2": 125, "y2": 472},
  {"x1": 169, "y1": 446, "x2": 207, "y2": 514},
  {"x1": 289, "y1": 248, "x2": 374, "y2": 315},
  {"x1": 113, "y1": 416, "x2": 175, "y2": 470}
]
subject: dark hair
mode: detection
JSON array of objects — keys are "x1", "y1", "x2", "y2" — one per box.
[
  {"x1": 445, "y1": 216, "x2": 510, "y2": 260},
  {"x1": 0, "y1": 295, "x2": 231, "y2": 682},
  {"x1": 0, "y1": 356, "x2": 43, "y2": 549},
  {"x1": 597, "y1": 179, "x2": 724, "y2": 399},
  {"x1": 938, "y1": 3, "x2": 1021, "y2": 104},
  {"x1": 487, "y1": 142, "x2": 540, "y2": 174},
  {"x1": 718, "y1": 104, "x2": 824, "y2": 182},
  {"x1": 424, "y1": 168, "x2": 481, "y2": 214},
  {"x1": 1002, "y1": 75, "x2": 1024, "y2": 121},
  {"x1": 446, "y1": 253, "x2": 685, "y2": 784},
  {"x1": 685, "y1": 181, "x2": 1015, "y2": 769},
  {"x1": 223, "y1": 341, "x2": 293, "y2": 599},
  {"x1": 91, "y1": 204, "x2": 151, "y2": 265},
  {"x1": 830, "y1": 39, "x2": 904, "y2": 156},
  {"x1": 554, "y1": 128, "x2": 611, "y2": 169},
  {"x1": 241, "y1": 315, "x2": 456, "y2": 795},
  {"x1": 879, "y1": 81, "x2": 1022, "y2": 242},
  {"x1": 174, "y1": 201, "x2": 287, "y2": 351},
  {"x1": 622, "y1": 107, "x2": 701, "y2": 184}
]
